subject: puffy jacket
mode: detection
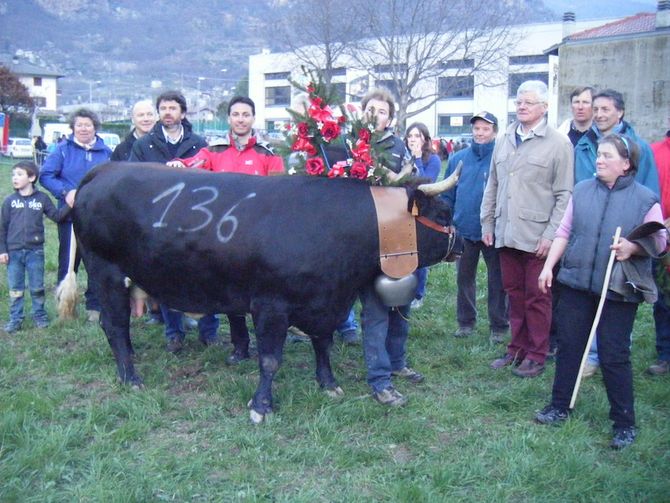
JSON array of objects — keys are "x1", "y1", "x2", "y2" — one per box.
[
  {"x1": 182, "y1": 134, "x2": 284, "y2": 175},
  {"x1": 40, "y1": 134, "x2": 111, "y2": 204},
  {"x1": 652, "y1": 133, "x2": 670, "y2": 217},
  {"x1": 129, "y1": 121, "x2": 206, "y2": 163},
  {"x1": 574, "y1": 121, "x2": 659, "y2": 195},
  {"x1": 443, "y1": 140, "x2": 495, "y2": 241},
  {"x1": 558, "y1": 175, "x2": 658, "y2": 303}
]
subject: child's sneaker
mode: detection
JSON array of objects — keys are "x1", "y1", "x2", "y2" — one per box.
[
  {"x1": 35, "y1": 319, "x2": 49, "y2": 329},
  {"x1": 4, "y1": 321, "x2": 22, "y2": 333}
]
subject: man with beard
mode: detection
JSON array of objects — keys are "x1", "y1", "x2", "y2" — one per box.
[{"x1": 129, "y1": 91, "x2": 219, "y2": 353}]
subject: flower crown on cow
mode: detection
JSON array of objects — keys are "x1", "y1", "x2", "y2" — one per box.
[{"x1": 282, "y1": 67, "x2": 394, "y2": 185}]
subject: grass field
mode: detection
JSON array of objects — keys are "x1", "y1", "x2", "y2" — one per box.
[{"x1": 0, "y1": 157, "x2": 668, "y2": 502}]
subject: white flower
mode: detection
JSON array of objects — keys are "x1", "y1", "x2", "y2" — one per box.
[{"x1": 288, "y1": 167, "x2": 297, "y2": 175}]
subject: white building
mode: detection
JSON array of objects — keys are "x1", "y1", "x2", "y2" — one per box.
[
  {"x1": 249, "y1": 16, "x2": 618, "y2": 138},
  {"x1": 0, "y1": 53, "x2": 63, "y2": 113}
]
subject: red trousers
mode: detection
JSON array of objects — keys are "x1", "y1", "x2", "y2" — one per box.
[{"x1": 499, "y1": 248, "x2": 552, "y2": 364}]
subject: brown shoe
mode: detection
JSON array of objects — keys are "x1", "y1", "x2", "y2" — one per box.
[
  {"x1": 490, "y1": 353, "x2": 520, "y2": 370},
  {"x1": 647, "y1": 359, "x2": 670, "y2": 376},
  {"x1": 512, "y1": 358, "x2": 545, "y2": 378}
]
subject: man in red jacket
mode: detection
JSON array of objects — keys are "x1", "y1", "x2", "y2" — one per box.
[
  {"x1": 649, "y1": 128, "x2": 670, "y2": 375},
  {"x1": 168, "y1": 96, "x2": 284, "y2": 364},
  {"x1": 169, "y1": 96, "x2": 284, "y2": 176}
]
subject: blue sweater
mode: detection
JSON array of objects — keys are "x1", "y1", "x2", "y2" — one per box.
[
  {"x1": 40, "y1": 135, "x2": 111, "y2": 204},
  {"x1": 442, "y1": 141, "x2": 495, "y2": 241},
  {"x1": 414, "y1": 153, "x2": 441, "y2": 182},
  {"x1": 574, "y1": 121, "x2": 659, "y2": 195}
]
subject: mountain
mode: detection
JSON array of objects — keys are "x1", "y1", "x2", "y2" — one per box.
[
  {"x1": 2, "y1": 0, "x2": 653, "y2": 109},
  {"x1": 0, "y1": 0, "x2": 282, "y2": 106}
]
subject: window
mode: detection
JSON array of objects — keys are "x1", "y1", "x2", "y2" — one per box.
[
  {"x1": 265, "y1": 86, "x2": 291, "y2": 107},
  {"x1": 438, "y1": 76, "x2": 474, "y2": 99},
  {"x1": 374, "y1": 79, "x2": 399, "y2": 101},
  {"x1": 508, "y1": 72, "x2": 548, "y2": 97},
  {"x1": 33, "y1": 77, "x2": 42, "y2": 86},
  {"x1": 509, "y1": 54, "x2": 549, "y2": 65},
  {"x1": 264, "y1": 72, "x2": 290, "y2": 80},
  {"x1": 442, "y1": 58, "x2": 474, "y2": 69},
  {"x1": 438, "y1": 114, "x2": 473, "y2": 135},
  {"x1": 330, "y1": 82, "x2": 346, "y2": 103},
  {"x1": 373, "y1": 63, "x2": 407, "y2": 73},
  {"x1": 320, "y1": 67, "x2": 347, "y2": 77},
  {"x1": 33, "y1": 97, "x2": 46, "y2": 107}
]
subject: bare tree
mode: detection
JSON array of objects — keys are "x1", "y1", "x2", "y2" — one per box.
[
  {"x1": 276, "y1": 0, "x2": 363, "y2": 90},
  {"x1": 347, "y1": 0, "x2": 530, "y2": 130}
]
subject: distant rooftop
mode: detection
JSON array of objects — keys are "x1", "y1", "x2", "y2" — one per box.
[
  {"x1": 568, "y1": 12, "x2": 657, "y2": 40},
  {"x1": 0, "y1": 53, "x2": 64, "y2": 78}
]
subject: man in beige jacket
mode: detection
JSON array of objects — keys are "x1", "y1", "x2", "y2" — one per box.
[{"x1": 481, "y1": 80, "x2": 574, "y2": 378}]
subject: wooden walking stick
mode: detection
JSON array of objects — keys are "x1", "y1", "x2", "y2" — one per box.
[{"x1": 570, "y1": 226, "x2": 622, "y2": 409}]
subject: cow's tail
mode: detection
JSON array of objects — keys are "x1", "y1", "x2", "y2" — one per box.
[{"x1": 56, "y1": 225, "x2": 79, "y2": 320}]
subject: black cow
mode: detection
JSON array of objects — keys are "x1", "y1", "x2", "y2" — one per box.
[{"x1": 67, "y1": 162, "x2": 459, "y2": 422}]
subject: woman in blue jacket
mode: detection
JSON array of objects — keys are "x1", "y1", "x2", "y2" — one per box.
[
  {"x1": 405, "y1": 122, "x2": 441, "y2": 309},
  {"x1": 40, "y1": 108, "x2": 112, "y2": 321}
]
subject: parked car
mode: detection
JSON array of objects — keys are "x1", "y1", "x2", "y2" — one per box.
[
  {"x1": 98, "y1": 132, "x2": 120, "y2": 152},
  {"x1": 3, "y1": 137, "x2": 34, "y2": 159}
]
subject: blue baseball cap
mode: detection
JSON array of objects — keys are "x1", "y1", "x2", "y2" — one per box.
[{"x1": 470, "y1": 111, "x2": 498, "y2": 126}]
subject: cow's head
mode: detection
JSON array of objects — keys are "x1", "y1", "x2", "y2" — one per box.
[{"x1": 406, "y1": 164, "x2": 464, "y2": 263}]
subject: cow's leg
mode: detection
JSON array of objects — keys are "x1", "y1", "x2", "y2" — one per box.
[
  {"x1": 85, "y1": 253, "x2": 140, "y2": 386},
  {"x1": 248, "y1": 303, "x2": 289, "y2": 423},
  {"x1": 311, "y1": 334, "x2": 343, "y2": 397}
]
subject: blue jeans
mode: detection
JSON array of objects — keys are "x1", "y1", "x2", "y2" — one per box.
[
  {"x1": 653, "y1": 289, "x2": 670, "y2": 362},
  {"x1": 337, "y1": 307, "x2": 358, "y2": 335},
  {"x1": 7, "y1": 249, "x2": 47, "y2": 324},
  {"x1": 360, "y1": 285, "x2": 410, "y2": 393},
  {"x1": 414, "y1": 267, "x2": 428, "y2": 300},
  {"x1": 160, "y1": 304, "x2": 219, "y2": 343}
]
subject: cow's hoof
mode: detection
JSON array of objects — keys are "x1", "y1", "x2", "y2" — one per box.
[
  {"x1": 325, "y1": 386, "x2": 344, "y2": 398},
  {"x1": 249, "y1": 409, "x2": 265, "y2": 424}
]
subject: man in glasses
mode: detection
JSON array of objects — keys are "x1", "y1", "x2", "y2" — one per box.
[{"x1": 480, "y1": 80, "x2": 573, "y2": 378}]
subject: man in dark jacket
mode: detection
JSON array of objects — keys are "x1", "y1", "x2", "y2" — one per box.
[
  {"x1": 129, "y1": 91, "x2": 218, "y2": 353},
  {"x1": 443, "y1": 112, "x2": 509, "y2": 344},
  {"x1": 129, "y1": 91, "x2": 206, "y2": 163},
  {"x1": 111, "y1": 100, "x2": 156, "y2": 162}
]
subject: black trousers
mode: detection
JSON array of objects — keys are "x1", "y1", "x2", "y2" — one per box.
[{"x1": 551, "y1": 285, "x2": 638, "y2": 429}]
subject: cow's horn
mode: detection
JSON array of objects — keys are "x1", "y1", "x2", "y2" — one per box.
[{"x1": 417, "y1": 160, "x2": 463, "y2": 196}]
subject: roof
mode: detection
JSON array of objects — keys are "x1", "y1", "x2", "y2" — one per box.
[
  {"x1": 568, "y1": 13, "x2": 657, "y2": 40},
  {"x1": 0, "y1": 54, "x2": 64, "y2": 78}
]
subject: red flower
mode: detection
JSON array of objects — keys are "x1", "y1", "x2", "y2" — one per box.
[
  {"x1": 297, "y1": 122, "x2": 310, "y2": 138},
  {"x1": 308, "y1": 104, "x2": 334, "y2": 123},
  {"x1": 338, "y1": 115, "x2": 346, "y2": 124},
  {"x1": 358, "y1": 128, "x2": 371, "y2": 143},
  {"x1": 328, "y1": 164, "x2": 346, "y2": 178},
  {"x1": 320, "y1": 120, "x2": 341, "y2": 142},
  {"x1": 305, "y1": 157, "x2": 325, "y2": 176},
  {"x1": 307, "y1": 83, "x2": 315, "y2": 93},
  {"x1": 350, "y1": 161, "x2": 368, "y2": 180},
  {"x1": 310, "y1": 96, "x2": 323, "y2": 107},
  {"x1": 292, "y1": 137, "x2": 317, "y2": 156}
]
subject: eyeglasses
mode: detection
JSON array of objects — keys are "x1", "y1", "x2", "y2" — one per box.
[{"x1": 514, "y1": 100, "x2": 543, "y2": 107}]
